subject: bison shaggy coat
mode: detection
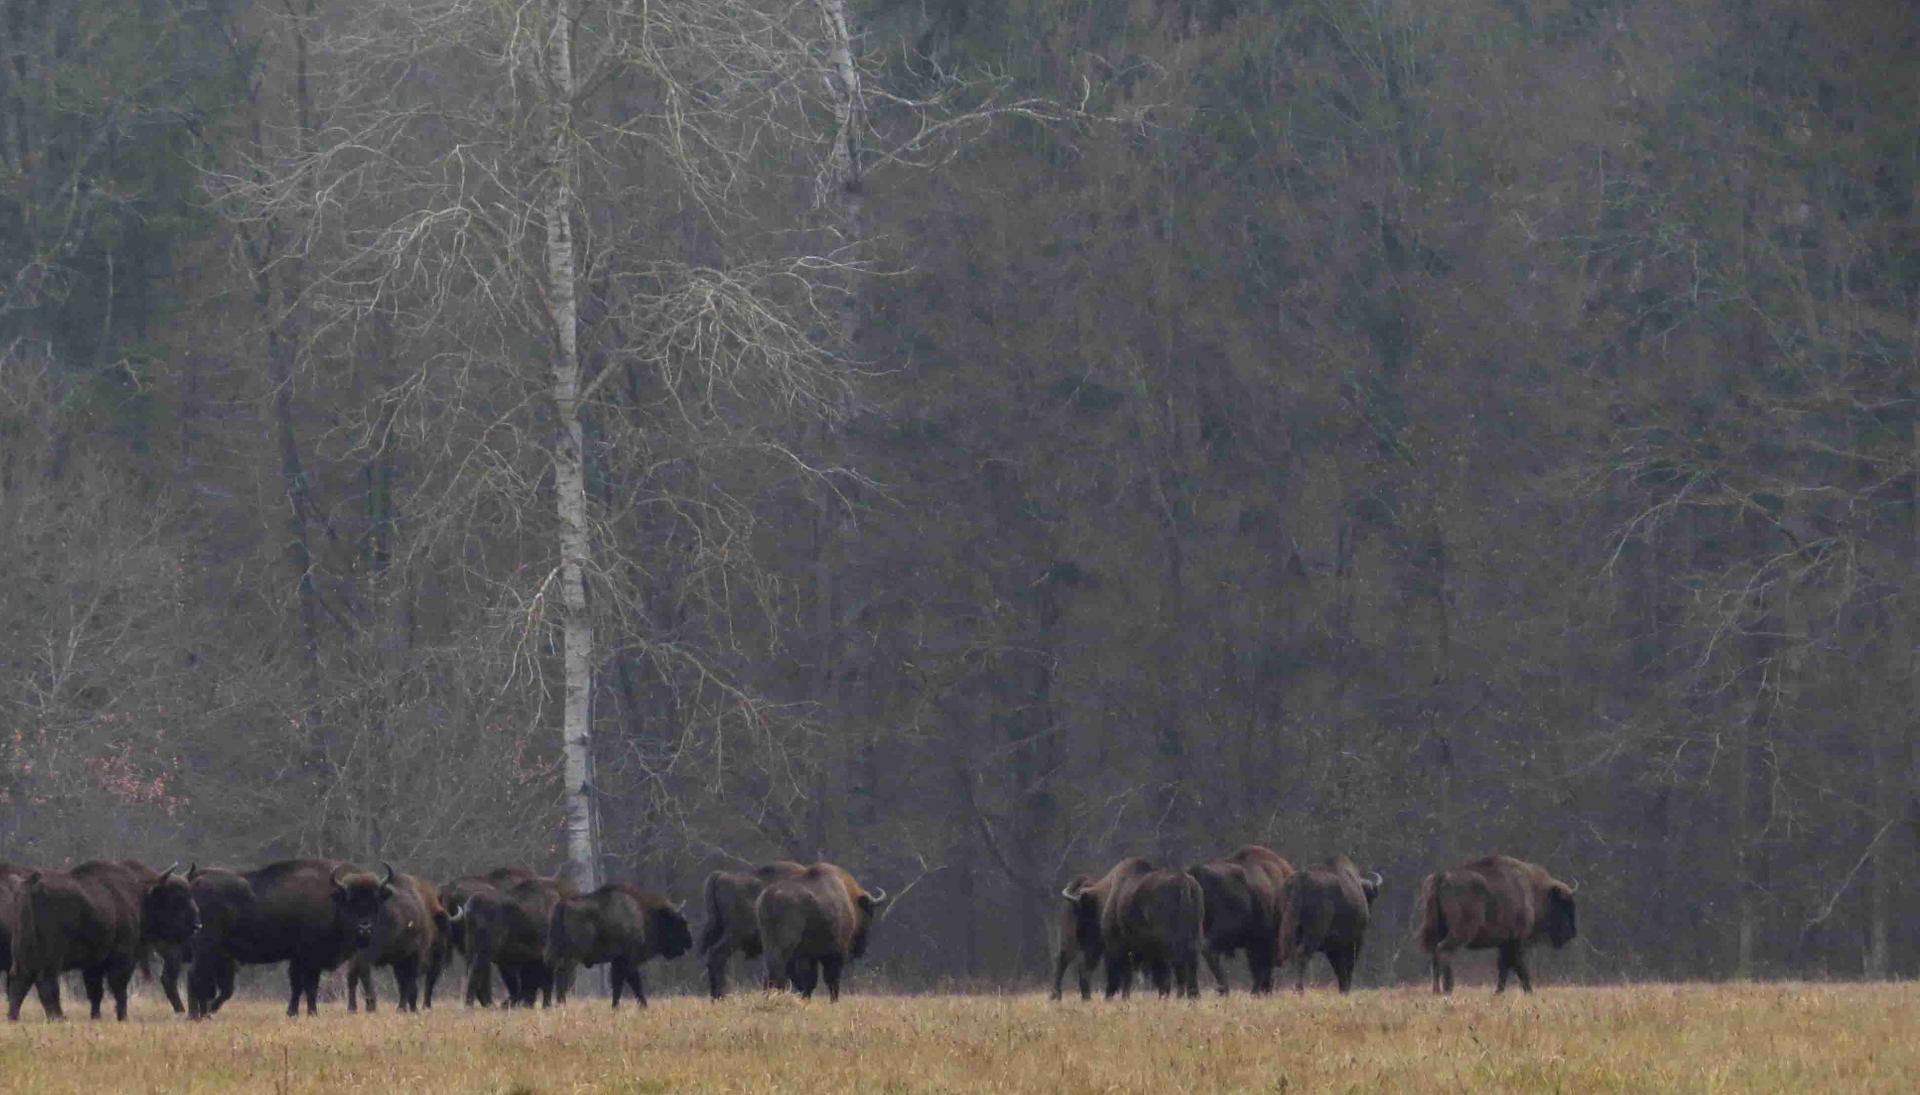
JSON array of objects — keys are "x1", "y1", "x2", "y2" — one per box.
[
  {"x1": 754, "y1": 863, "x2": 886, "y2": 1002},
  {"x1": 1188, "y1": 845, "x2": 1295, "y2": 994},
  {"x1": 1274, "y1": 856, "x2": 1381, "y2": 993},
  {"x1": 1416, "y1": 854, "x2": 1577, "y2": 994},
  {"x1": 6, "y1": 860, "x2": 198, "y2": 1021},
  {"x1": 1050, "y1": 873, "x2": 1106, "y2": 1001},
  {"x1": 697, "y1": 861, "x2": 806, "y2": 999},
  {"x1": 343, "y1": 864, "x2": 447, "y2": 1013},
  {"x1": 441, "y1": 867, "x2": 536, "y2": 1006},
  {"x1": 185, "y1": 859, "x2": 359, "y2": 1018},
  {"x1": 448, "y1": 874, "x2": 574, "y2": 1008},
  {"x1": 1068, "y1": 857, "x2": 1204, "y2": 1000},
  {"x1": 545, "y1": 884, "x2": 693, "y2": 1008}
]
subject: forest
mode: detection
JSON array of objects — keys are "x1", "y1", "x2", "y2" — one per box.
[{"x1": 0, "y1": 0, "x2": 1916, "y2": 989}]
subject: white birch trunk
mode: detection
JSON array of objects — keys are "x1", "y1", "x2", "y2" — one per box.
[{"x1": 544, "y1": 0, "x2": 601, "y2": 898}]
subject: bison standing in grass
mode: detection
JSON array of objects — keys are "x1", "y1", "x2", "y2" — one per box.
[
  {"x1": 448, "y1": 873, "x2": 574, "y2": 1007},
  {"x1": 1066, "y1": 857, "x2": 1204, "y2": 1000},
  {"x1": 343, "y1": 864, "x2": 448, "y2": 1013},
  {"x1": 698, "y1": 861, "x2": 806, "y2": 999},
  {"x1": 1274, "y1": 856, "x2": 1381, "y2": 993},
  {"x1": 1188, "y1": 845, "x2": 1295, "y2": 995},
  {"x1": 6, "y1": 860, "x2": 199, "y2": 1021},
  {"x1": 442, "y1": 867, "x2": 537, "y2": 1006},
  {"x1": 186, "y1": 859, "x2": 360, "y2": 1018},
  {"x1": 1050, "y1": 873, "x2": 1106, "y2": 1001},
  {"x1": 1417, "y1": 854, "x2": 1577, "y2": 994},
  {"x1": 545, "y1": 884, "x2": 693, "y2": 1008},
  {"x1": 755, "y1": 863, "x2": 886, "y2": 1001}
]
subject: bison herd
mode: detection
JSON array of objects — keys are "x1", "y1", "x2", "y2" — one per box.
[
  {"x1": 0, "y1": 849, "x2": 1576, "y2": 1021},
  {"x1": 1054, "y1": 848, "x2": 1578, "y2": 1002}
]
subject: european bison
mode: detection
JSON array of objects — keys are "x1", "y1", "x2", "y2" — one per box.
[
  {"x1": 697, "y1": 861, "x2": 805, "y2": 999},
  {"x1": 1416, "y1": 854, "x2": 1578, "y2": 994},
  {"x1": 754, "y1": 863, "x2": 886, "y2": 1001},
  {"x1": 441, "y1": 867, "x2": 535, "y2": 1006},
  {"x1": 1050, "y1": 873, "x2": 1105, "y2": 1001},
  {"x1": 544, "y1": 884, "x2": 693, "y2": 1008},
  {"x1": 1274, "y1": 856, "x2": 1381, "y2": 993},
  {"x1": 448, "y1": 873, "x2": 573, "y2": 1008},
  {"x1": 1068, "y1": 857, "x2": 1204, "y2": 999},
  {"x1": 342, "y1": 864, "x2": 447, "y2": 1013},
  {"x1": 1188, "y1": 845, "x2": 1295, "y2": 994},
  {"x1": 6, "y1": 860, "x2": 199, "y2": 1021},
  {"x1": 186, "y1": 859, "x2": 360, "y2": 1018}
]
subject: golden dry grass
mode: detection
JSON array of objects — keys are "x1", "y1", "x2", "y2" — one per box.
[{"x1": 0, "y1": 982, "x2": 1915, "y2": 1092}]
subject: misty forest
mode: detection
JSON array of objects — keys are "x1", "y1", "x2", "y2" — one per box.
[{"x1": 1, "y1": 0, "x2": 1916, "y2": 992}]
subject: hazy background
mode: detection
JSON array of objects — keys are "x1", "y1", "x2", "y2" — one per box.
[{"x1": 1, "y1": 0, "x2": 1915, "y2": 989}]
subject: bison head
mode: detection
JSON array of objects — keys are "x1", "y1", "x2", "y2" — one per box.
[
  {"x1": 143, "y1": 862, "x2": 202, "y2": 945},
  {"x1": 650, "y1": 902, "x2": 694, "y2": 960},
  {"x1": 1546, "y1": 880, "x2": 1578, "y2": 948},
  {"x1": 1360, "y1": 869, "x2": 1384, "y2": 906},
  {"x1": 848, "y1": 885, "x2": 887, "y2": 960},
  {"x1": 332, "y1": 863, "x2": 398, "y2": 948}
]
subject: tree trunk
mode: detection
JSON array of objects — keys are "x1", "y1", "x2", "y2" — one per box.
[{"x1": 544, "y1": 0, "x2": 601, "y2": 901}]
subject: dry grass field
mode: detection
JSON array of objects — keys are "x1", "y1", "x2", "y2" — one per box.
[{"x1": 1, "y1": 982, "x2": 1915, "y2": 1092}]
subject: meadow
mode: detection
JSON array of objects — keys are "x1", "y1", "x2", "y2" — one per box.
[{"x1": 0, "y1": 982, "x2": 1914, "y2": 1092}]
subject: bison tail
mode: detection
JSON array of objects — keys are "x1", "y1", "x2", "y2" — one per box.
[
  {"x1": 11, "y1": 875, "x2": 53, "y2": 981},
  {"x1": 1273, "y1": 877, "x2": 1304, "y2": 964},
  {"x1": 696, "y1": 872, "x2": 727, "y2": 957},
  {"x1": 1414, "y1": 873, "x2": 1444, "y2": 953}
]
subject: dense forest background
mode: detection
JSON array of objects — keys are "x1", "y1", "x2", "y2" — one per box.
[{"x1": 2, "y1": 0, "x2": 1916, "y2": 989}]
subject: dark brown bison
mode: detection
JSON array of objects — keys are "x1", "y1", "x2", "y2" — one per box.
[
  {"x1": 441, "y1": 866, "x2": 536, "y2": 1006},
  {"x1": 1050, "y1": 873, "x2": 1105, "y2": 1001},
  {"x1": 754, "y1": 863, "x2": 886, "y2": 1001},
  {"x1": 1187, "y1": 845, "x2": 1295, "y2": 994},
  {"x1": 447, "y1": 873, "x2": 573, "y2": 1008},
  {"x1": 342, "y1": 864, "x2": 447, "y2": 1013},
  {"x1": 1067, "y1": 857, "x2": 1204, "y2": 999},
  {"x1": 6, "y1": 860, "x2": 199, "y2": 1021},
  {"x1": 544, "y1": 884, "x2": 693, "y2": 1008},
  {"x1": 185, "y1": 859, "x2": 361, "y2": 1018},
  {"x1": 1274, "y1": 856, "x2": 1382, "y2": 993},
  {"x1": 1416, "y1": 854, "x2": 1578, "y2": 994},
  {"x1": 697, "y1": 861, "x2": 806, "y2": 999}
]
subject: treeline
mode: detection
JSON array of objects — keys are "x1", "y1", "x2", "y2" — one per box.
[{"x1": 0, "y1": 0, "x2": 1915, "y2": 987}]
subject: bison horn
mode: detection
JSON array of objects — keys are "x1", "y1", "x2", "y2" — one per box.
[
  {"x1": 1366, "y1": 870, "x2": 1384, "y2": 889},
  {"x1": 1564, "y1": 877, "x2": 1581, "y2": 895},
  {"x1": 187, "y1": 862, "x2": 199, "y2": 881},
  {"x1": 159, "y1": 861, "x2": 180, "y2": 882},
  {"x1": 447, "y1": 901, "x2": 466, "y2": 923},
  {"x1": 331, "y1": 864, "x2": 350, "y2": 892},
  {"x1": 867, "y1": 887, "x2": 888, "y2": 905},
  {"x1": 1062, "y1": 880, "x2": 1085, "y2": 901},
  {"x1": 381, "y1": 861, "x2": 398, "y2": 894}
]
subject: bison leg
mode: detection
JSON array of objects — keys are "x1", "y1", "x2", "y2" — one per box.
[
  {"x1": 1148, "y1": 958, "x2": 1172, "y2": 997},
  {"x1": 1203, "y1": 948, "x2": 1231, "y2": 996},
  {"x1": 160, "y1": 948, "x2": 185, "y2": 1013},
  {"x1": 422, "y1": 948, "x2": 442, "y2": 1010},
  {"x1": 1050, "y1": 942, "x2": 1074, "y2": 1001},
  {"x1": 346, "y1": 963, "x2": 363, "y2": 1013},
  {"x1": 1104, "y1": 953, "x2": 1132, "y2": 1000},
  {"x1": 394, "y1": 958, "x2": 421, "y2": 1012},
  {"x1": 1494, "y1": 943, "x2": 1518, "y2": 994},
  {"x1": 791, "y1": 959, "x2": 819, "y2": 999},
  {"x1": 81, "y1": 966, "x2": 106, "y2": 1020},
  {"x1": 212, "y1": 958, "x2": 236, "y2": 1013},
  {"x1": 1511, "y1": 945, "x2": 1534, "y2": 994},
  {"x1": 706, "y1": 943, "x2": 733, "y2": 1000},
  {"x1": 106, "y1": 959, "x2": 135, "y2": 1021},
  {"x1": 1329, "y1": 944, "x2": 1355, "y2": 994},
  {"x1": 1247, "y1": 938, "x2": 1276, "y2": 995},
  {"x1": 820, "y1": 955, "x2": 843, "y2": 1003}
]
